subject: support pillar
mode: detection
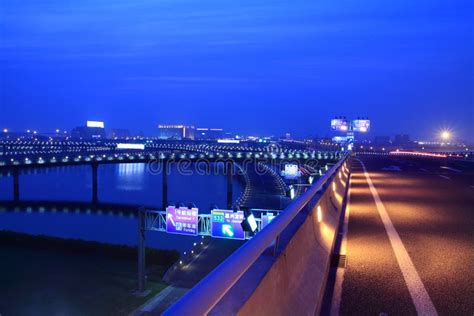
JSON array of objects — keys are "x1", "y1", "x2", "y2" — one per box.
[
  {"x1": 92, "y1": 163, "x2": 98, "y2": 204},
  {"x1": 226, "y1": 161, "x2": 233, "y2": 209},
  {"x1": 137, "y1": 208, "x2": 147, "y2": 294},
  {"x1": 162, "y1": 160, "x2": 169, "y2": 210},
  {"x1": 13, "y1": 168, "x2": 20, "y2": 202}
]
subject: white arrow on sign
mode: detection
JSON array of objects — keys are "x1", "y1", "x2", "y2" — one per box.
[
  {"x1": 167, "y1": 213, "x2": 176, "y2": 227},
  {"x1": 222, "y1": 224, "x2": 234, "y2": 237}
]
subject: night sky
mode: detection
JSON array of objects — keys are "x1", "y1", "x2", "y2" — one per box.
[{"x1": 1, "y1": 0, "x2": 472, "y2": 140}]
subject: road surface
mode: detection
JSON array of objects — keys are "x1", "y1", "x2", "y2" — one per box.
[{"x1": 338, "y1": 154, "x2": 474, "y2": 315}]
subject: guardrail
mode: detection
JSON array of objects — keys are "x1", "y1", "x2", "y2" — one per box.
[{"x1": 164, "y1": 153, "x2": 351, "y2": 315}]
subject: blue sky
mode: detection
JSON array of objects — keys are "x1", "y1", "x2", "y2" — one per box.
[{"x1": 0, "y1": 0, "x2": 472, "y2": 140}]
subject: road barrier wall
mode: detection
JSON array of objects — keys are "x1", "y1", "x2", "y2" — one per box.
[
  {"x1": 164, "y1": 155, "x2": 352, "y2": 316},
  {"x1": 228, "y1": 161, "x2": 350, "y2": 315}
]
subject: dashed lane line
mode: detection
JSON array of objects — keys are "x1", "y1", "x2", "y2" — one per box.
[{"x1": 440, "y1": 166, "x2": 462, "y2": 173}]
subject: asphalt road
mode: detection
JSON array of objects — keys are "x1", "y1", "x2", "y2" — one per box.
[{"x1": 339, "y1": 154, "x2": 474, "y2": 315}]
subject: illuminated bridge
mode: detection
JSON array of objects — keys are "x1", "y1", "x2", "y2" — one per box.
[
  {"x1": 157, "y1": 151, "x2": 473, "y2": 315},
  {"x1": 0, "y1": 140, "x2": 341, "y2": 208}
]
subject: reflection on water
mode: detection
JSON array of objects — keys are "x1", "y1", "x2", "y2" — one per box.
[
  {"x1": 116, "y1": 163, "x2": 145, "y2": 191},
  {"x1": 0, "y1": 163, "x2": 242, "y2": 251}
]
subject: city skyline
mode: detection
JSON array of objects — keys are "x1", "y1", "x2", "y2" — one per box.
[
  {"x1": 1, "y1": 0, "x2": 472, "y2": 140},
  {"x1": 0, "y1": 119, "x2": 471, "y2": 143}
]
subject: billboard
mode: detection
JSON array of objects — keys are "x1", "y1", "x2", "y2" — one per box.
[
  {"x1": 166, "y1": 206, "x2": 199, "y2": 236},
  {"x1": 352, "y1": 119, "x2": 370, "y2": 132},
  {"x1": 331, "y1": 119, "x2": 349, "y2": 132},
  {"x1": 116, "y1": 143, "x2": 145, "y2": 150},
  {"x1": 282, "y1": 164, "x2": 301, "y2": 180},
  {"x1": 87, "y1": 121, "x2": 105, "y2": 128},
  {"x1": 211, "y1": 209, "x2": 245, "y2": 240},
  {"x1": 217, "y1": 139, "x2": 240, "y2": 144}
]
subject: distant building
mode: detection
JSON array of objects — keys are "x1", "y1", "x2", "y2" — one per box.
[
  {"x1": 195, "y1": 128, "x2": 225, "y2": 140},
  {"x1": 393, "y1": 134, "x2": 411, "y2": 145},
  {"x1": 71, "y1": 121, "x2": 106, "y2": 140},
  {"x1": 158, "y1": 125, "x2": 195, "y2": 140},
  {"x1": 108, "y1": 129, "x2": 131, "y2": 139}
]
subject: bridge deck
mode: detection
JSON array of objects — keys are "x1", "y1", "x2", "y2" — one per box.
[{"x1": 337, "y1": 155, "x2": 474, "y2": 315}]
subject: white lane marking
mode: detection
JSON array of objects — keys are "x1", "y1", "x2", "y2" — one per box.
[
  {"x1": 439, "y1": 175, "x2": 450, "y2": 180},
  {"x1": 470, "y1": 185, "x2": 474, "y2": 189},
  {"x1": 358, "y1": 159, "x2": 438, "y2": 315},
  {"x1": 440, "y1": 166, "x2": 462, "y2": 173},
  {"x1": 420, "y1": 168, "x2": 428, "y2": 172},
  {"x1": 330, "y1": 173, "x2": 352, "y2": 316}
]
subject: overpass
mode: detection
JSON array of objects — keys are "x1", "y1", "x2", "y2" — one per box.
[
  {"x1": 0, "y1": 140, "x2": 345, "y2": 313},
  {"x1": 159, "y1": 152, "x2": 473, "y2": 315},
  {"x1": 0, "y1": 140, "x2": 340, "y2": 208}
]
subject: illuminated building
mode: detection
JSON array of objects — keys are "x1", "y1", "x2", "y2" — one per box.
[
  {"x1": 71, "y1": 121, "x2": 106, "y2": 139},
  {"x1": 158, "y1": 125, "x2": 195, "y2": 140}
]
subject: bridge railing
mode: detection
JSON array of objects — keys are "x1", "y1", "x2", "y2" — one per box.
[
  {"x1": 164, "y1": 153, "x2": 351, "y2": 315},
  {"x1": 143, "y1": 209, "x2": 266, "y2": 239}
]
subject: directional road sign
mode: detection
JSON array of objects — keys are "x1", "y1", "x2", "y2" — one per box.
[
  {"x1": 166, "y1": 206, "x2": 199, "y2": 236},
  {"x1": 211, "y1": 209, "x2": 245, "y2": 240}
]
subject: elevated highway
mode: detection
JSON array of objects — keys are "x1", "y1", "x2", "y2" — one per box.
[
  {"x1": 336, "y1": 154, "x2": 474, "y2": 315},
  {"x1": 159, "y1": 152, "x2": 473, "y2": 315}
]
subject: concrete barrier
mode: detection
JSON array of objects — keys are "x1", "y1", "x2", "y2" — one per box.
[{"x1": 210, "y1": 160, "x2": 351, "y2": 315}]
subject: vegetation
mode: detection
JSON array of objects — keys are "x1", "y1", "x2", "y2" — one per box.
[{"x1": 0, "y1": 231, "x2": 179, "y2": 315}]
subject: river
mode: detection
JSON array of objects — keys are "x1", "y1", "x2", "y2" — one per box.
[{"x1": 0, "y1": 163, "x2": 243, "y2": 251}]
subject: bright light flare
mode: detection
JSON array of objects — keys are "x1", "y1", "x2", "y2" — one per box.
[{"x1": 440, "y1": 130, "x2": 451, "y2": 141}]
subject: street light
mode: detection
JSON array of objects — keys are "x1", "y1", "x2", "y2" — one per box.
[{"x1": 440, "y1": 130, "x2": 451, "y2": 141}]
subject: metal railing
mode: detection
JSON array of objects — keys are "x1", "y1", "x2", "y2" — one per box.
[
  {"x1": 143, "y1": 209, "x2": 266, "y2": 238},
  {"x1": 163, "y1": 153, "x2": 350, "y2": 315}
]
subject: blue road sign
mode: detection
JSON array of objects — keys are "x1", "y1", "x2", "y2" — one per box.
[
  {"x1": 261, "y1": 212, "x2": 276, "y2": 229},
  {"x1": 211, "y1": 209, "x2": 245, "y2": 240}
]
